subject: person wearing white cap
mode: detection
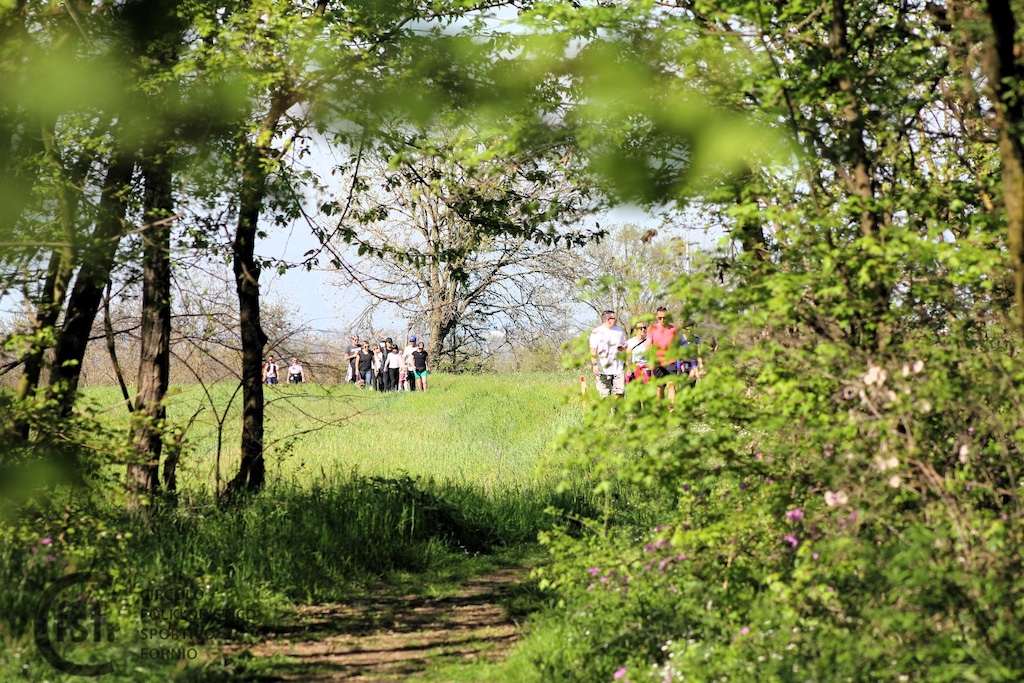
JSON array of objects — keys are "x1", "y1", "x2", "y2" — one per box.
[{"x1": 403, "y1": 335, "x2": 418, "y2": 391}]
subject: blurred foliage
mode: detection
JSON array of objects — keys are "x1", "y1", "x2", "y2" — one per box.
[
  {"x1": 510, "y1": 1, "x2": 1024, "y2": 682},
  {"x1": 6, "y1": 0, "x2": 1021, "y2": 680}
]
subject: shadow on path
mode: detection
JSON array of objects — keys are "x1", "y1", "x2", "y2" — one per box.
[{"x1": 223, "y1": 568, "x2": 525, "y2": 682}]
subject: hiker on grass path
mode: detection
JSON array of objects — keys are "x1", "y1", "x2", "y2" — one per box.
[
  {"x1": 345, "y1": 335, "x2": 361, "y2": 384},
  {"x1": 288, "y1": 357, "x2": 306, "y2": 384},
  {"x1": 357, "y1": 342, "x2": 375, "y2": 389},
  {"x1": 403, "y1": 335, "x2": 418, "y2": 391},
  {"x1": 648, "y1": 306, "x2": 680, "y2": 409},
  {"x1": 372, "y1": 342, "x2": 385, "y2": 390},
  {"x1": 385, "y1": 343, "x2": 405, "y2": 392},
  {"x1": 262, "y1": 356, "x2": 279, "y2": 385},
  {"x1": 678, "y1": 319, "x2": 704, "y2": 386},
  {"x1": 589, "y1": 310, "x2": 627, "y2": 399},
  {"x1": 627, "y1": 320, "x2": 651, "y2": 385},
  {"x1": 412, "y1": 341, "x2": 429, "y2": 391}
]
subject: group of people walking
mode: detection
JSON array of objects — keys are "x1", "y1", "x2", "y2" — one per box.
[
  {"x1": 261, "y1": 314, "x2": 692, "y2": 401},
  {"x1": 261, "y1": 356, "x2": 305, "y2": 384},
  {"x1": 589, "y1": 306, "x2": 702, "y2": 407},
  {"x1": 261, "y1": 335, "x2": 430, "y2": 391},
  {"x1": 344, "y1": 334, "x2": 430, "y2": 392}
]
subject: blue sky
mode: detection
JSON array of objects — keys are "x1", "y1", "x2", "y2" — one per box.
[{"x1": 257, "y1": 204, "x2": 671, "y2": 335}]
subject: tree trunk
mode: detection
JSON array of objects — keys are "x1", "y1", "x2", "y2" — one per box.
[
  {"x1": 984, "y1": 0, "x2": 1024, "y2": 335},
  {"x1": 223, "y1": 1, "x2": 325, "y2": 497},
  {"x1": 127, "y1": 154, "x2": 173, "y2": 513},
  {"x1": 10, "y1": 7, "x2": 91, "y2": 424},
  {"x1": 15, "y1": 252, "x2": 71, "y2": 408},
  {"x1": 829, "y1": 0, "x2": 889, "y2": 351},
  {"x1": 49, "y1": 152, "x2": 135, "y2": 415},
  {"x1": 224, "y1": 143, "x2": 272, "y2": 497},
  {"x1": 426, "y1": 300, "x2": 457, "y2": 368},
  {"x1": 13, "y1": 119, "x2": 93, "y2": 434}
]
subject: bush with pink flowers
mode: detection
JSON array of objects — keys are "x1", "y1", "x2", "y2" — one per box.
[{"x1": 515, "y1": 285, "x2": 1024, "y2": 683}]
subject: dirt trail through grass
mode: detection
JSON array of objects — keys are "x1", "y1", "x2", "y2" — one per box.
[{"x1": 233, "y1": 568, "x2": 525, "y2": 681}]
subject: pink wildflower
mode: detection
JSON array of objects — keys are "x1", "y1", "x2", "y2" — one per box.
[
  {"x1": 783, "y1": 534, "x2": 799, "y2": 548},
  {"x1": 786, "y1": 509, "x2": 805, "y2": 521},
  {"x1": 40, "y1": 537, "x2": 52, "y2": 546},
  {"x1": 614, "y1": 667, "x2": 628, "y2": 680},
  {"x1": 588, "y1": 567, "x2": 601, "y2": 577},
  {"x1": 739, "y1": 626, "x2": 749, "y2": 635}
]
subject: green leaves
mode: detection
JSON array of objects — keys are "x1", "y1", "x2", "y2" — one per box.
[{"x1": 512, "y1": 2, "x2": 1024, "y2": 680}]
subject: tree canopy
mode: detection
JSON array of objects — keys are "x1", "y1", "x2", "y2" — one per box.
[{"x1": 6, "y1": 0, "x2": 1024, "y2": 676}]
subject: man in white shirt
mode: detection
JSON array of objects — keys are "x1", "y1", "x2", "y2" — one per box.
[{"x1": 589, "y1": 310, "x2": 627, "y2": 398}]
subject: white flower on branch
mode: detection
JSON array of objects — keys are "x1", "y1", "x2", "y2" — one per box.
[{"x1": 824, "y1": 490, "x2": 849, "y2": 507}]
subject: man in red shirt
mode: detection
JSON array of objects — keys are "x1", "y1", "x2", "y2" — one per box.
[{"x1": 647, "y1": 306, "x2": 679, "y2": 408}]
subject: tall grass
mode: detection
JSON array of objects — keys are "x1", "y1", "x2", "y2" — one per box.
[
  {"x1": 2, "y1": 372, "x2": 595, "y2": 681},
  {"x1": 82, "y1": 372, "x2": 584, "y2": 492}
]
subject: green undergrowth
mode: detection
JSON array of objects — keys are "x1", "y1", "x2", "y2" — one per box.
[
  {"x1": 2, "y1": 474, "x2": 597, "y2": 682},
  {"x1": 1, "y1": 372, "x2": 593, "y2": 682}
]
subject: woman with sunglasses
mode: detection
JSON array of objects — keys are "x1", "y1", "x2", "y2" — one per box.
[{"x1": 627, "y1": 321, "x2": 651, "y2": 385}]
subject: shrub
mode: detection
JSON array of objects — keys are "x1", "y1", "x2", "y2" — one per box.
[{"x1": 521, "y1": 253, "x2": 1024, "y2": 681}]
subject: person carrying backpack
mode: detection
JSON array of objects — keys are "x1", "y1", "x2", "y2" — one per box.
[{"x1": 262, "y1": 356, "x2": 279, "y2": 385}]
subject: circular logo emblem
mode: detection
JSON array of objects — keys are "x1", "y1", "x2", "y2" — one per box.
[{"x1": 35, "y1": 572, "x2": 115, "y2": 676}]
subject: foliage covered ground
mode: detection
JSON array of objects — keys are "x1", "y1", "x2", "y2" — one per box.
[
  {"x1": 0, "y1": 373, "x2": 597, "y2": 682},
  {"x1": 7, "y1": 350, "x2": 1024, "y2": 683}
]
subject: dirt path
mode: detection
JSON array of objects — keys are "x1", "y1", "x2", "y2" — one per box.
[{"x1": 229, "y1": 568, "x2": 526, "y2": 681}]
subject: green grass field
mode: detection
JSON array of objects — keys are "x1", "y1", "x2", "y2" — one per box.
[{"x1": 81, "y1": 372, "x2": 586, "y2": 493}]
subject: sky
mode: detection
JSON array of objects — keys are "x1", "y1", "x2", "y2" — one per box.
[
  {"x1": 250, "y1": 122, "x2": 726, "y2": 337},
  {"x1": 255, "y1": 203, "x2": 676, "y2": 336}
]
